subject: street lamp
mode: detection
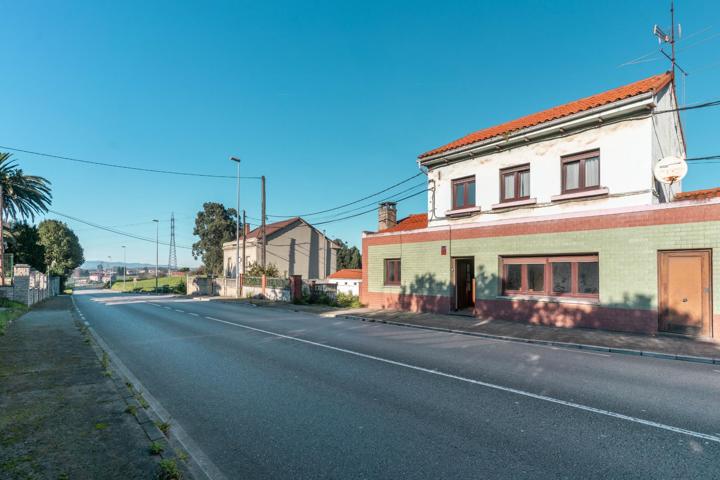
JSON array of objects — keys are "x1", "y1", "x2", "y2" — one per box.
[
  {"x1": 152, "y1": 219, "x2": 159, "y2": 294},
  {"x1": 230, "y1": 156, "x2": 241, "y2": 298},
  {"x1": 122, "y1": 246, "x2": 126, "y2": 292}
]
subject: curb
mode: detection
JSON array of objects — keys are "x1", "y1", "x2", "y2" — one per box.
[
  {"x1": 332, "y1": 314, "x2": 720, "y2": 365},
  {"x1": 70, "y1": 296, "x2": 223, "y2": 480}
]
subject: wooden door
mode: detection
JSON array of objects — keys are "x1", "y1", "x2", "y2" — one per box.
[
  {"x1": 658, "y1": 250, "x2": 712, "y2": 337},
  {"x1": 454, "y1": 258, "x2": 475, "y2": 310}
]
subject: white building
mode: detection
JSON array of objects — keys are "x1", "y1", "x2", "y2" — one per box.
[{"x1": 327, "y1": 269, "x2": 362, "y2": 296}]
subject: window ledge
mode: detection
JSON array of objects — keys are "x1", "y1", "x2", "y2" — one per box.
[
  {"x1": 445, "y1": 206, "x2": 481, "y2": 218},
  {"x1": 496, "y1": 295, "x2": 599, "y2": 306},
  {"x1": 551, "y1": 187, "x2": 609, "y2": 202},
  {"x1": 491, "y1": 198, "x2": 537, "y2": 210}
]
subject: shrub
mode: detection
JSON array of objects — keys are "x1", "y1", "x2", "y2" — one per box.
[
  {"x1": 156, "y1": 459, "x2": 182, "y2": 480},
  {"x1": 335, "y1": 293, "x2": 362, "y2": 308}
]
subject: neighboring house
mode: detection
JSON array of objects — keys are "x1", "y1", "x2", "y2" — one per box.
[
  {"x1": 327, "y1": 269, "x2": 362, "y2": 296},
  {"x1": 223, "y1": 217, "x2": 339, "y2": 280},
  {"x1": 362, "y1": 72, "x2": 720, "y2": 339}
]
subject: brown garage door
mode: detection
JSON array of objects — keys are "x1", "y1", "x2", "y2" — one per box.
[{"x1": 658, "y1": 250, "x2": 712, "y2": 337}]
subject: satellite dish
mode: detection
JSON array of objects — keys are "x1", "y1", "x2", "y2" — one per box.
[{"x1": 654, "y1": 156, "x2": 688, "y2": 184}]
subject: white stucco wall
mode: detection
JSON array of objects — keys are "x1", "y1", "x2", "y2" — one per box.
[
  {"x1": 426, "y1": 113, "x2": 656, "y2": 227},
  {"x1": 327, "y1": 278, "x2": 361, "y2": 296}
]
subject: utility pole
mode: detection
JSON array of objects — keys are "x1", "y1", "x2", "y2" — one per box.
[
  {"x1": 152, "y1": 219, "x2": 159, "y2": 294},
  {"x1": 242, "y1": 210, "x2": 246, "y2": 290},
  {"x1": 122, "y1": 246, "x2": 126, "y2": 292},
  {"x1": 0, "y1": 184, "x2": 4, "y2": 286},
  {"x1": 261, "y1": 175, "x2": 266, "y2": 269},
  {"x1": 230, "y1": 156, "x2": 241, "y2": 298},
  {"x1": 653, "y1": 1, "x2": 687, "y2": 101},
  {"x1": 168, "y1": 213, "x2": 177, "y2": 273}
]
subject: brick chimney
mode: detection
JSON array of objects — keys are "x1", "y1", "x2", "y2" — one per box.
[{"x1": 378, "y1": 202, "x2": 397, "y2": 231}]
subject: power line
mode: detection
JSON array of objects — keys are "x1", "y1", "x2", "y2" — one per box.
[
  {"x1": 0, "y1": 145, "x2": 262, "y2": 180},
  {"x1": 687, "y1": 155, "x2": 720, "y2": 161},
  {"x1": 46, "y1": 209, "x2": 194, "y2": 250},
  {"x1": 312, "y1": 188, "x2": 429, "y2": 226},
  {"x1": 654, "y1": 99, "x2": 720, "y2": 114},
  {"x1": 311, "y1": 182, "x2": 427, "y2": 223},
  {"x1": 267, "y1": 172, "x2": 424, "y2": 218}
]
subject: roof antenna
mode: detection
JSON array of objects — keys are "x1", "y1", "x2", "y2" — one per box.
[{"x1": 653, "y1": 0, "x2": 688, "y2": 105}]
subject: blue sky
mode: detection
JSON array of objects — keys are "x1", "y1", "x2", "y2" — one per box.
[{"x1": 1, "y1": 0, "x2": 718, "y2": 267}]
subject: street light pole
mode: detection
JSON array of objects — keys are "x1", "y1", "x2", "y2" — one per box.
[
  {"x1": 122, "y1": 246, "x2": 126, "y2": 292},
  {"x1": 230, "y1": 156, "x2": 241, "y2": 298},
  {"x1": 152, "y1": 219, "x2": 159, "y2": 294}
]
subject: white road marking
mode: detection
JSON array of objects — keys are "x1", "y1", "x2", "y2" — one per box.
[
  {"x1": 163, "y1": 306, "x2": 171, "y2": 310},
  {"x1": 188, "y1": 313, "x2": 199, "y2": 317},
  {"x1": 200, "y1": 315, "x2": 720, "y2": 444},
  {"x1": 174, "y1": 309, "x2": 185, "y2": 313}
]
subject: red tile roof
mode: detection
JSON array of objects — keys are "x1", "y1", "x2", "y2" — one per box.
[
  {"x1": 246, "y1": 217, "x2": 301, "y2": 239},
  {"x1": 328, "y1": 268, "x2": 362, "y2": 280},
  {"x1": 379, "y1": 213, "x2": 428, "y2": 233},
  {"x1": 674, "y1": 187, "x2": 720, "y2": 201},
  {"x1": 419, "y1": 72, "x2": 673, "y2": 159}
]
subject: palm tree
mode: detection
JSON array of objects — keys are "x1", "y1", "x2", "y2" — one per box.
[
  {"x1": 0, "y1": 152, "x2": 52, "y2": 282},
  {"x1": 0, "y1": 152, "x2": 52, "y2": 220}
]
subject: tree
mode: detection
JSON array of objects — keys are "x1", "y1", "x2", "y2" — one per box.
[
  {"x1": 246, "y1": 261, "x2": 280, "y2": 278},
  {"x1": 335, "y1": 239, "x2": 362, "y2": 269},
  {"x1": 192, "y1": 202, "x2": 237, "y2": 276},
  {"x1": 0, "y1": 152, "x2": 52, "y2": 281},
  {"x1": 38, "y1": 220, "x2": 84, "y2": 276},
  {"x1": 6, "y1": 222, "x2": 45, "y2": 271}
]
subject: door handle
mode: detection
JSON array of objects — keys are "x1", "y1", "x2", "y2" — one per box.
[{"x1": 682, "y1": 298, "x2": 688, "y2": 303}]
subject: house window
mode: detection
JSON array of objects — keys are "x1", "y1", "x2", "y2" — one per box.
[
  {"x1": 384, "y1": 259, "x2": 401, "y2": 286},
  {"x1": 562, "y1": 150, "x2": 600, "y2": 193},
  {"x1": 501, "y1": 255, "x2": 599, "y2": 299},
  {"x1": 500, "y1": 164, "x2": 530, "y2": 202},
  {"x1": 452, "y1": 176, "x2": 476, "y2": 210}
]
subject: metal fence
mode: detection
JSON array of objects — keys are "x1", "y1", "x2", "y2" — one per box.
[
  {"x1": 267, "y1": 277, "x2": 290, "y2": 289},
  {"x1": 243, "y1": 275, "x2": 262, "y2": 287}
]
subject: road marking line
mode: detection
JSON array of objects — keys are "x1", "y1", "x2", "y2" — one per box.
[
  {"x1": 188, "y1": 313, "x2": 199, "y2": 317},
  {"x1": 200, "y1": 315, "x2": 720, "y2": 444},
  {"x1": 174, "y1": 309, "x2": 185, "y2": 313}
]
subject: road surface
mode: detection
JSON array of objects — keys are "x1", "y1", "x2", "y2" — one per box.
[{"x1": 73, "y1": 290, "x2": 720, "y2": 479}]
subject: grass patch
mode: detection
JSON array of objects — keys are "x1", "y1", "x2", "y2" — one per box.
[
  {"x1": 136, "y1": 392, "x2": 150, "y2": 409},
  {"x1": 155, "y1": 421, "x2": 171, "y2": 436},
  {"x1": 94, "y1": 422, "x2": 108, "y2": 430},
  {"x1": 111, "y1": 276, "x2": 185, "y2": 294},
  {"x1": 156, "y1": 459, "x2": 182, "y2": 480},
  {"x1": 149, "y1": 441, "x2": 164, "y2": 455},
  {"x1": 124, "y1": 405, "x2": 137, "y2": 416},
  {"x1": 0, "y1": 300, "x2": 28, "y2": 335}
]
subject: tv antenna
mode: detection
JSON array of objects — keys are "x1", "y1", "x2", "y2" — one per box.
[
  {"x1": 653, "y1": 1, "x2": 688, "y2": 103},
  {"x1": 168, "y1": 212, "x2": 178, "y2": 273}
]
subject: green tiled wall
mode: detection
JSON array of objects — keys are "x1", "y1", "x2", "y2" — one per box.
[{"x1": 367, "y1": 220, "x2": 720, "y2": 312}]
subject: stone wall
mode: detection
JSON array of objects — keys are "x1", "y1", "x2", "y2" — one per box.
[{"x1": 0, "y1": 264, "x2": 58, "y2": 306}]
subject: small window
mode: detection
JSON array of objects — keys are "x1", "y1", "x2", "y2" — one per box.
[
  {"x1": 500, "y1": 165, "x2": 530, "y2": 202},
  {"x1": 501, "y1": 255, "x2": 599, "y2": 299},
  {"x1": 384, "y1": 259, "x2": 401, "y2": 286},
  {"x1": 452, "y1": 176, "x2": 476, "y2": 210},
  {"x1": 562, "y1": 150, "x2": 600, "y2": 193}
]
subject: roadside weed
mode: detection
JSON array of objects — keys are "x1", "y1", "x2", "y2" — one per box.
[
  {"x1": 149, "y1": 441, "x2": 164, "y2": 455},
  {"x1": 156, "y1": 459, "x2": 182, "y2": 480}
]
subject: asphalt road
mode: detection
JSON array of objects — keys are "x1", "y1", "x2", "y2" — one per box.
[{"x1": 73, "y1": 291, "x2": 720, "y2": 479}]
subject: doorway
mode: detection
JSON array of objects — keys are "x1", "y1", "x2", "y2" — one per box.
[
  {"x1": 658, "y1": 250, "x2": 712, "y2": 337},
  {"x1": 454, "y1": 257, "x2": 475, "y2": 311}
]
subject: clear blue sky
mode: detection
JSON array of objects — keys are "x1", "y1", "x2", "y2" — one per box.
[{"x1": 1, "y1": 0, "x2": 718, "y2": 267}]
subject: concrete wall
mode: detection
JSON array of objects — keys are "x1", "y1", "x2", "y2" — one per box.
[{"x1": 362, "y1": 201, "x2": 720, "y2": 335}]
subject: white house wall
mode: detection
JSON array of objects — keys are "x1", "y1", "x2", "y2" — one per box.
[{"x1": 426, "y1": 115, "x2": 654, "y2": 227}]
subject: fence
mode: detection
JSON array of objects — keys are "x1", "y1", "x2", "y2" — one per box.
[
  {"x1": 0, "y1": 264, "x2": 59, "y2": 306},
  {"x1": 186, "y1": 274, "x2": 290, "y2": 301},
  {"x1": 307, "y1": 281, "x2": 338, "y2": 302}
]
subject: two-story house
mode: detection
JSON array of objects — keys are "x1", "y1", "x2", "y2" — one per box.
[{"x1": 361, "y1": 72, "x2": 720, "y2": 338}]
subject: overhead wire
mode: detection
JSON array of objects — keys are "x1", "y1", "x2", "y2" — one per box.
[{"x1": 0, "y1": 145, "x2": 262, "y2": 179}]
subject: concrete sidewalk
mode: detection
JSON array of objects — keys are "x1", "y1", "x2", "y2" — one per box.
[
  {"x1": 219, "y1": 297, "x2": 720, "y2": 362},
  {"x1": 0, "y1": 296, "x2": 161, "y2": 479}
]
